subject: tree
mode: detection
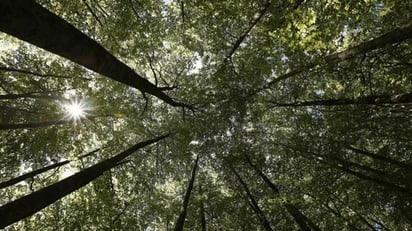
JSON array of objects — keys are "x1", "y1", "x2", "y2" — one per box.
[
  {"x1": 173, "y1": 155, "x2": 199, "y2": 231},
  {"x1": 0, "y1": 0, "x2": 188, "y2": 108},
  {"x1": 0, "y1": 0, "x2": 412, "y2": 230},
  {"x1": 0, "y1": 148, "x2": 100, "y2": 189},
  {"x1": 0, "y1": 134, "x2": 168, "y2": 228}
]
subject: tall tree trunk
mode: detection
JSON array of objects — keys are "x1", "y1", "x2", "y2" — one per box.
[
  {"x1": 297, "y1": 150, "x2": 412, "y2": 196},
  {"x1": 0, "y1": 66, "x2": 79, "y2": 80},
  {"x1": 225, "y1": 2, "x2": 270, "y2": 60},
  {"x1": 230, "y1": 166, "x2": 274, "y2": 231},
  {"x1": 244, "y1": 155, "x2": 321, "y2": 231},
  {"x1": 327, "y1": 192, "x2": 379, "y2": 231},
  {"x1": 306, "y1": 150, "x2": 404, "y2": 184},
  {"x1": 303, "y1": 150, "x2": 412, "y2": 193},
  {"x1": 335, "y1": 164, "x2": 412, "y2": 196},
  {"x1": 0, "y1": 134, "x2": 168, "y2": 229},
  {"x1": 266, "y1": 22, "x2": 412, "y2": 87},
  {"x1": 0, "y1": 93, "x2": 68, "y2": 102},
  {"x1": 0, "y1": 114, "x2": 106, "y2": 130},
  {"x1": 283, "y1": 203, "x2": 321, "y2": 231},
  {"x1": 174, "y1": 155, "x2": 200, "y2": 231},
  {"x1": 0, "y1": 119, "x2": 73, "y2": 130},
  {"x1": 0, "y1": 0, "x2": 188, "y2": 108},
  {"x1": 348, "y1": 146, "x2": 412, "y2": 170},
  {"x1": 308, "y1": 194, "x2": 363, "y2": 231},
  {"x1": 0, "y1": 148, "x2": 100, "y2": 189},
  {"x1": 269, "y1": 93, "x2": 412, "y2": 107},
  {"x1": 198, "y1": 184, "x2": 207, "y2": 231}
]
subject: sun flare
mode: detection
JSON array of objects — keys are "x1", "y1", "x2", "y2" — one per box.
[
  {"x1": 62, "y1": 98, "x2": 92, "y2": 124},
  {"x1": 66, "y1": 103, "x2": 84, "y2": 117}
]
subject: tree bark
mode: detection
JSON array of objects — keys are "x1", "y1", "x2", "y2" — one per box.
[
  {"x1": 0, "y1": 160, "x2": 69, "y2": 190},
  {"x1": 0, "y1": 119, "x2": 73, "y2": 130},
  {"x1": 283, "y1": 203, "x2": 321, "y2": 231},
  {"x1": 225, "y1": 2, "x2": 270, "y2": 60},
  {"x1": 326, "y1": 23, "x2": 412, "y2": 62},
  {"x1": 0, "y1": 134, "x2": 168, "y2": 229},
  {"x1": 0, "y1": 66, "x2": 78, "y2": 80},
  {"x1": 269, "y1": 93, "x2": 412, "y2": 107},
  {"x1": 0, "y1": 148, "x2": 100, "y2": 189},
  {"x1": 231, "y1": 166, "x2": 274, "y2": 231},
  {"x1": 327, "y1": 192, "x2": 379, "y2": 231},
  {"x1": 348, "y1": 146, "x2": 412, "y2": 170},
  {"x1": 0, "y1": 0, "x2": 188, "y2": 108},
  {"x1": 309, "y1": 194, "x2": 363, "y2": 231},
  {"x1": 0, "y1": 92, "x2": 68, "y2": 102},
  {"x1": 244, "y1": 155, "x2": 321, "y2": 231},
  {"x1": 304, "y1": 150, "x2": 411, "y2": 192},
  {"x1": 198, "y1": 184, "x2": 207, "y2": 231},
  {"x1": 299, "y1": 150, "x2": 412, "y2": 196},
  {"x1": 174, "y1": 155, "x2": 200, "y2": 231},
  {"x1": 266, "y1": 22, "x2": 412, "y2": 87}
]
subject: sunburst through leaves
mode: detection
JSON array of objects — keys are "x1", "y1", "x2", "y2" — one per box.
[{"x1": 62, "y1": 98, "x2": 92, "y2": 125}]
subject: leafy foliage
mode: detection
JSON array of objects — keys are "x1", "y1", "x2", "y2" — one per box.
[{"x1": 1, "y1": 0, "x2": 412, "y2": 230}]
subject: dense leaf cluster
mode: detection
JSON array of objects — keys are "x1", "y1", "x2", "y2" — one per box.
[{"x1": 0, "y1": 0, "x2": 411, "y2": 230}]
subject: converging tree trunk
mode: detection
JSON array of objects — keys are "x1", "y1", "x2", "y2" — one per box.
[
  {"x1": 230, "y1": 166, "x2": 274, "y2": 231},
  {"x1": 198, "y1": 184, "x2": 207, "y2": 231},
  {"x1": 305, "y1": 150, "x2": 412, "y2": 192},
  {"x1": 0, "y1": 0, "x2": 188, "y2": 107},
  {"x1": 225, "y1": 2, "x2": 270, "y2": 60},
  {"x1": 244, "y1": 155, "x2": 321, "y2": 231},
  {"x1": 174, "y1": 155, "x2": 200, "y2": 231},
  {"x1": 327, "y1": 191, "x2": 380, "y2": 231},
  {"x1": 0, "y1": 148, "x2": 100, "y2": 189},
  {"x1": 266, "y1": 22, "x2": 412, "y2": 87},
  {"x1": 0, "y1": 92, "x2": 68, "y2": 102},
  {"x1": 296, "y1": 149, "x2": 412, "y2": 196},
  {"x1": 0, "y1": 65, "x2": 80, "y2": 80},
  {"x1": 307, "y1": 193, "x2": 366, "y2": 231},
  {"x1": 0, "y1": 114, "x2": 108, "y2": 130},
  {"x1": 0, "y1": 119, "x2": 73, "y2": 130},
  {"x1": 348, "y1": 146, "x2": 412, "y2": 170},
  {"x1": 0, "y1": 134, "x2": 169, "y2": 229},
  {"x1": 269, "y1": 93, "x2": 412, "y2": 107}
]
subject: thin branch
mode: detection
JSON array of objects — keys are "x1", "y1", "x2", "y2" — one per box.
[
  {"x1": 0, "y1": 92, "x2": 69, "y2": 102},
  {"x1": 250, "y1": 22, "x2": 412, "y2": 94},
  {"x1": 225, "y1": 2, "x2": 270, "y2": 60},
  {"x1": 82, "y1": 0, "x2": 103, "y2": 27},
  {"x1": 0, "y1": 66, "x2": 89, "y2": 80}
]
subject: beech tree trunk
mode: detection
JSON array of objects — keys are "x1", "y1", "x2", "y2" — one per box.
[
  {"x1": 269, "y1": 93, "x2": 412, "y2": 107},
  {"x1": 0, "y1": 119, "x2": 73, "y2": 130},
  {"x1": 0, "y1": 148, "x2": 100, "y2": 189},
  {"x1": 348, "y1": 146, "x2": 412, "y2": 170},
  {"x1": 174, "y1": 155, "x2": 200, "y2": 231},
  {"x1": 0, "y1": 93, "x2": 67, "y2": 102},
  {"x1": 231, "y1": 166, "x2": 274, "y2": 231},
  {"x1": 0, "y1": 134, "x2": 168, "y2": 229},
  {"x1": 313, "y1": 196, "x2": 363, "y2": 231},
  {"x1": 306, "y1": 151, "x2": 401, "y2": 182},
  {"x1": 244, "y1": 155, "x2": 321, "y2": 231},
  {"x1": 0, "y1": 66, "x2": 75, "y2": 79},
  {"x1": 198, "y1": 184, "x2": 207, "y2": 231},
  {"x1": 267, "y1": 23, "x2": 412, "y2": 86},
  {"x1": 0, "y1": 0, "x2": 187, "y2": 107},
  {"x1": 304, "y1": 150, "x2": 412, "y2": 193},
  {"x1": 225, "y1": 2, "x2": 270, "y2": 60},
  {"x1": 327, "y1": 192, "x2": 379, "y2": 231},
  {"x1": 298, "y1": 150, "x2": 412, "y2": 196}
]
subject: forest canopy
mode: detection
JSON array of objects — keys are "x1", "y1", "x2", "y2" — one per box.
[{"x1": 0, "y1": 0, "x2": 411, "y2": 230}]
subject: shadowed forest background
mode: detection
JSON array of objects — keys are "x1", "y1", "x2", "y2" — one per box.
[{"x1": 0, "y1": 0, "x2": 412, "y2": 230}]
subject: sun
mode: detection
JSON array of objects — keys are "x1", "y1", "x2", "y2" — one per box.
[
  {"x1": 66, "y1": 103, "x2": 83, "y2": 117},
  {"x1": 62, "y1": 98, "x2": 91, "y2": 124}
]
